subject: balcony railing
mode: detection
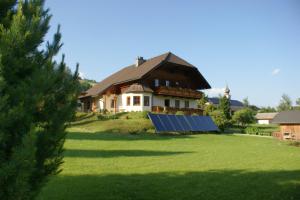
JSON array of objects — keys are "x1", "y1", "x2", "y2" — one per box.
[
  {"x1": 152, "y1": 106, "x2": 203, "y2": 115},
  {"x1": 154, "y1": 86, "x2": 202, "y2": 99}
]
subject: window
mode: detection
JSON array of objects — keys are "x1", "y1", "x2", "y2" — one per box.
[
  {"x1": 175, "y1": 100, "x2": 180, "y2": 108},
  {"x1": 133, "y1": 96, "x2": 141, "y2": 106},
  {"x1": 126, "y1": 96, "x2": 131, "y2": 106},
  {"x1": 154, "y1": 79, "x2": 159, "y2": 87},
  {"x1": 110, "y1": 99, "x2": 115, "y2": 108},
  {"x1": 144, "y1": 96, "x2": 150, "y2": 106},
  {"x1": 166, "y1": 80, "x2": 170, "y2": 87},
  {"x1": 184, "y1": 100, "x2": 189, "y2": 108},
  {"x1": 164, "y1": 99, "x2": 170, "y2": 107}
]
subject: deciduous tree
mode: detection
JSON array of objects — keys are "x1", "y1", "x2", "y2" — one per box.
[{"x1": 277, "y1": 94, "x2": 292, "y2": 111}]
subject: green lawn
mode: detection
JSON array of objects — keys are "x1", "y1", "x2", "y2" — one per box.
[{"x1": 38, "y1": 114, "x2": 300, "y2": 200}]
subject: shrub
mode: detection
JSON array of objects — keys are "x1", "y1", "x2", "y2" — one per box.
[
  {"x1": 175, "y1": 111, "x2": 185, "y2": 115},
  {"x1": 204, "y1": 104, "x2": 216, "y2": 116},
  {"x1": 245, "y1": 127, "x2": 260, "y2": 135},
  {"x1": 288, "y1": 141, "x2": 300, "y2": 147},
  {"x1": 209, "y1": 110, "x2": 230, "y2": 132}
]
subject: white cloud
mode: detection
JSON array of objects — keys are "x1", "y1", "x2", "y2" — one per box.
[
  {"x1": 78, "y1": 71, "x2": 85, "y2": 79},
  {"x1": 272, "y1": 68, "x2": 280, "y2": 76},
  {"x1": 203, "y1": 87, "x2": 225, "y2": 97}
]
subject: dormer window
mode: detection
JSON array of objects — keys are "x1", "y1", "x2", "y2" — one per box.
[
  {"x1": 166, "y1": 80, "x2": 170, "y2": 87},
  {"x1": 154, "y1": 79, "x2": 159, "y2": 87}
]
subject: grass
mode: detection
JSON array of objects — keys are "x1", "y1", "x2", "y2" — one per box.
[{"x1": 38, "y1": 113, "x2": 300, "y2": 200}]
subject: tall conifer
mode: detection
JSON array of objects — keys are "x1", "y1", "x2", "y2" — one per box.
[{"x1": 0, "y1": 1, "x2": 79, "y2": 199}]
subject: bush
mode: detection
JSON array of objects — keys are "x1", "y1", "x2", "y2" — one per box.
[
  {"x1": 288, "y1": 141, "x2": 300, "y2": 147},
  {"x1": 175, "y1": 111, "x2": 185, "y2": 115},
  {"x1": 204, "y1": 104, "x2": 216, "y2": 116},
  {"x1": 245, "y1": 127, "x2": 260, "y2": 135},
  {"x1": 209, "y1": 110, "x2": 231, "y2": 132}
]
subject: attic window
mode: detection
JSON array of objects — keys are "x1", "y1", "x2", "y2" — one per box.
[
  {"x1": 154, "y1": 79, "x2": 159, "y2": 87},
  {"x1": 166, "y1": 80, "x2": 170, "y2": 87}
]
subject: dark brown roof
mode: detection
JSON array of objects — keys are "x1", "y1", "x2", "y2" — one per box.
[
  {"x1": 272, "y1": 111, "x2": 300, "y2": 124},
  {"x1": 81, "y1": 52, "x2": 211, "y2": 97},
  {"x1": 124, "y1": 83, "x2": 153, "y2": 93}
]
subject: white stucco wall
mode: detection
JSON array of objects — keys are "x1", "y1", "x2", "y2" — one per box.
[
  {"x1": 257, "y1": 119, "x2": 271, "y2": 125},
  {"x1": 119, "y1": 93, "x2": 152, "y2": 112},
  {"x1": 98, "y1": 93, "x2": 198, "y2": 113},
  {"x1": 152, "y1": 95, "x2": 197, "y2": 109}
]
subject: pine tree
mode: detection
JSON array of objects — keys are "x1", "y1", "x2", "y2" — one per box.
[
  {"x1": 219, "y1": 95, "x2": 231, "y2": 120},
  {"x1": 0, "y1": 1, "x2": 79, "y2": 199}
]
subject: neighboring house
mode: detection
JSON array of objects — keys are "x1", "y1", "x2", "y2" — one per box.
[
  {"x1": 272, "y1": 111, "x2": 300, "y2": 141},
  {"x1": 255, "y1": 112, "x2": 278, "y2": 125},
  {"x1": 206, "y1": 86, "x2": 244, "y2": 114},
  {"x1": 79, "y1": 52, "x2": 211, "y2": 114}
]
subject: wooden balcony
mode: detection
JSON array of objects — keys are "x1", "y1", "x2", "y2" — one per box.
[
  {"x1": 152, "y1": 106, "x2": 203, "y2": 115},
  {"x1": 154, "y1": 86, "x2": 202, "y2": 99}
]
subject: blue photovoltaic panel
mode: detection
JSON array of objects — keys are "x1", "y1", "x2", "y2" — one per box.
[
  {"x1": 168, "y1": 115, "x2": 185, "y2": 131},
  {"x1": 178, "y1": 115, "x2": 192, "y2": 130},
  {"x1": 148, "y1": 114, "x2": 166, "y2": 132},
  {"x1": 184, "y1": 115, "x2": 198, "y2": 131},
  {"x1": 158, "y1": 114, "x2": 174, "y2": 131},
  {"x1": 148, "y1": 113, "x2": 219, "y2": 133}
]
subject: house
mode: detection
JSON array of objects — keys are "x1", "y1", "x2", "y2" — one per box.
[
  {"x1": 206, "y1": 86, "x2": 244, "y2": 114},
  {"x1": 255, "y1": 112, "x2": 278, "y2": 125},
  {"x1": 79, "y1": 52, "x2": 211, "y2": 114},
  {"x1": 272, "y1": 110, "x2": 300, "y2": 141}
]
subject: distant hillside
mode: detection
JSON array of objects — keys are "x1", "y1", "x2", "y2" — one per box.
[{"x1": 79, "y1": 78, "x2": 97, "y2": 92}]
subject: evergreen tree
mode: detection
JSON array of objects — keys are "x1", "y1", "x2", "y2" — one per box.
[
  {"x1": 0, "y1": 1, "x2": 79, "y2": 199},
  {"x1": 243, "y1": 97, "x2": 250, "y2": 107},
  {"x1": 219, "y1": 95, "x2": 231, "y2": 120},
  {"x1": 277, "y1": 94, "x2": 292, "y2": 111}
]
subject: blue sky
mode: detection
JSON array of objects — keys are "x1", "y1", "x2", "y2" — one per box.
[{"x1": 45, "y1": 0, "x2": 300, "y2": 107}]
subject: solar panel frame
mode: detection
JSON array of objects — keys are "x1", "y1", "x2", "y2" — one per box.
[{"x1": 148, "y1": 113, "x2": 219, "y2": 133}]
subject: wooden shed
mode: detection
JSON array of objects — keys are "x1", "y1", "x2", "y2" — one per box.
[{"x1": 272, "y1": 111, "x2": 300, "y2": 141}]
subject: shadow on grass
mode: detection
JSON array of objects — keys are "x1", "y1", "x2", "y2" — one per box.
[
  {"x1": 66, "y1": 131, "x2": 193, "y2": 141},
  {"x1": 39, "y1": 170, "x2": 300, "y2": 200},
  {"x1": 64, "y1": 149, "x2": 192, "y2": 158}
]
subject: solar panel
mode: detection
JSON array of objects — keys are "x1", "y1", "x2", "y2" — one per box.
[
  {"x1": 148, "y1": 114, "x2": 166, "y2": 132},
  {"x1": 148, "y1": 113, "x2": 219, "y2": 133},
  {"x1": 158, "y1": 114, "x2": 174, "y2": 131}
]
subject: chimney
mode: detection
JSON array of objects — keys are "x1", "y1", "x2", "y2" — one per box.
[{"x1": 135, "y1": 56, "x2": 145, "y2": 67}]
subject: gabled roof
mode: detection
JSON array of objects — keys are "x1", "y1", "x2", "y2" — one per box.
[
  {"x1": 208, "y1": 97, "x2": 244, "y2": 107},
  {"x1": 255, "y1": 112, "x2": 278, "y2": 120},
  {"x1": 272, "y1": 111, "x2": 300, "y2": 124},
  {"x1": 81, "y1": 52, "x2": 211, "y2": 97},
  {"x1": 124, "y1": 83, "x2": 153, "y2": 93}
]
